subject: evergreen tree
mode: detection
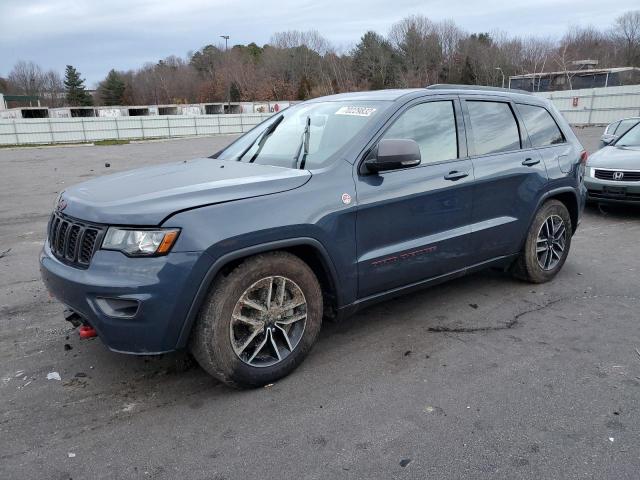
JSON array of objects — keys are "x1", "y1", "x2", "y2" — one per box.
[
  {"x1": 296, "y1": 75, "x2": 312, "y2": 100},
  {"x1": 64, "y1": 65, "x2": 93, "y2": 106},
  {"x1": 99, "y1": 69, "x2": 126, "y2": 105},
  {"x1": 352, "y1": 31, "x2": 400, "y2": 89},
  {"x1": 229, "y1": 81, "x2": 242, "y2": 102},
  {"x1": 460, "y1": 57, "x2": 476, "y2": 85}
]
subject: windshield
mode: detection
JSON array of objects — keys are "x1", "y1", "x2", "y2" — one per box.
[
  {"x1": 216, "y1": 101, "x2": 389, "y2": 169},
  {"x1": 615, "y1": 122, "x2": 640, "y2": 147}
]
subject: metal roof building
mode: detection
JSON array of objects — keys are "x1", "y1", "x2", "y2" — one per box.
[{"x1": 509, "y1": 67, "x2": 640, "y2": 92}]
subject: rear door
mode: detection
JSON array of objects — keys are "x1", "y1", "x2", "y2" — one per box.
[
  {"x1": 515, "y1": 101, "x2": 574, "y2": 177},
  {"x1": 355, "y1": 97, "x2": 475, "y2": 298},
  {"x1": 461, "y1": 96, "x2": 548, "y2": 263}
]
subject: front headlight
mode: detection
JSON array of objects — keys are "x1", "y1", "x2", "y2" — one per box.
[{"x1": 101, "y1": 228, "x2": 180, "y2": 256}]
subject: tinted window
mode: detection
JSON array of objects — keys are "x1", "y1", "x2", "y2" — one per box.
[
  {"x1": 382, "y1": 101, "x2": 457, "y2": 164},
  {"x1": 467, "y1": 101, "x2": 521, "y2": 155},
  {"x1": 517, "y1": 103, "x2": 564, "y2": 147}
]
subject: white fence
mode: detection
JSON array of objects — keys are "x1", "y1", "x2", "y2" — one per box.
[
  {"x1": 0, "y1": 113, "x2": 273, "y2": 146},
  {"x1": 4, "y1": 87, "x2": 640, "y2": 144},
  {"x1": 536, "y1": 85, "x2": 640, "y2": 126}
]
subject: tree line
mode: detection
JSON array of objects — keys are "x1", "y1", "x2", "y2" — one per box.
[{"x1": 2, "y1": 10, "x2": 639, "y2": 108}]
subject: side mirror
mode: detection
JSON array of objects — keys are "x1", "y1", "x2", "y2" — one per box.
[
  {"x1": 364, "y1": 138, "x2": 421, "y2": 173},
  {"x1": 601, "y1": 136, "x2": 613, "y2": 145}
]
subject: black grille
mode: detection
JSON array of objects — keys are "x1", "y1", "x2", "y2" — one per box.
[
  {"x1": 588, "y1": 190, "x2": 640, "y2": 201},
  {"x1": 47, "y1": 212, "x2": 105, "y2": 268},
  {"x1": 594, "y1": 169, "x2": 640, "y2": 182}
]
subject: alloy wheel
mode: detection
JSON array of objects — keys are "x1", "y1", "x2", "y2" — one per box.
[
  {"x1": 229, "y1": 276, "x2": 307, "y2": 367},
  {"x1": 535, "y1": 214, "x2": 566, "y2": 271}
]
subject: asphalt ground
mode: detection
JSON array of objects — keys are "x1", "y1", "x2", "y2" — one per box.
[{"x1": 2, "y1": 127, "x2": 640, "y2": 479}]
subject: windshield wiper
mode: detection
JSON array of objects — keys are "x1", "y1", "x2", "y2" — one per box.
[
  {"x1": 294, "y1": 116, "x2": 311, "y2": 169},
  {"x1": 236, "y1": 115, "x2": 284, "y2": 162}
]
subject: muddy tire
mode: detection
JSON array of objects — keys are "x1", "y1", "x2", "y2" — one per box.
[
  {"x1": 512, "y1": 200, "x2": 573, "y2": 284},
  {"x1": 190, "y1": 252, "x2": 322, "y2": 388}
]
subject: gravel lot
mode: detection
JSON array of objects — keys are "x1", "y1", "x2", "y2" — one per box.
[{"x1": 2, "y1": 127, "x2": 640, "y2": 479}]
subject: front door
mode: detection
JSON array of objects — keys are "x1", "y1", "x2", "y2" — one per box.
[{"x1": 355, "y1": 98, "x2": 475, "y2": 299}]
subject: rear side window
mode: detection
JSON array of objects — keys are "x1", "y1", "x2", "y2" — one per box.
[
  {"x1": 466, "y1": 101, "x2": 521, "y2": 155},
  {"x1": 382, "y1": 101, "x2": 458, "y2": 164},
  {"x1": 517, "y1": 103, "x2": 565, "y2": 147}
]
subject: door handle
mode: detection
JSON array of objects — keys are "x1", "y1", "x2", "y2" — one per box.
[
  {"x1": 444, "y1": 170, "x2": 469, "y2": 181},
  {"x1": 522, "y1": 157, "x2": 540, "y2": 166}
]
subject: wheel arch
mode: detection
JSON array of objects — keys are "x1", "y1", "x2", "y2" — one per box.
[
  {"x1": 541, "y1": 188, "x2": 579, "y2": 234},
  {"x1": 516, "y1": 187, "x2": 579, "y2": 256},
  {"x1": 175, "y1": 238, "x2": 340, "y2": 349}
]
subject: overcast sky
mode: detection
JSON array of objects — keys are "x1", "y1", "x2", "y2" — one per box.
[{"x1": 0, "y1": 0, "x2": 637, "y2": 87}]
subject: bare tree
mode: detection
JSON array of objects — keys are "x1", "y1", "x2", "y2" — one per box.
[
  {"x1": 389, "y1": 15, "x2": 443, "y2": 86},
  {"x1": 42, "y1": 70, "x2": 65, "y2": 107},
  {"x1": 7, "y1": 60, "x2": 46, "y2": 96},
  {"x1": 6, "y1": 61, "x2": 65, "y2": 106},
  {"x1": 612, "y1": 10, "x2": 640, "y2": 66}
]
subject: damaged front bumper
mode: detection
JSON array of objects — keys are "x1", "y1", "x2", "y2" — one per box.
[{"x1": 40, "y1": 241, "x2": 211, "y2": 354}]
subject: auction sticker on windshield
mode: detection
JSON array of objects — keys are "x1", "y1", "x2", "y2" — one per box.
[{"x1": 335, "y1": 106, "x2": 377, "y2": 117}]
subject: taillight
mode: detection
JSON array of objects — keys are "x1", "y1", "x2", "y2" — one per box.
[{"x1": 579, "y1": 150, "x2": 589, "y2": 165}]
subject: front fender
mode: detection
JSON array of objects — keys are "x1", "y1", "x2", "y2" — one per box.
[{"x1": 174, "y1": 237, "x2": 341, "y2": 349}]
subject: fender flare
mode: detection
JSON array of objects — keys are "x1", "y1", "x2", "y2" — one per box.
[
  {"x1": 520, "y1": 186, "x2": 579, "y2": 252},
  {"x1": 536, "y1": 186, "x2": 579, "y2": 228},
  {"x1": 175, "y1": 237, "x2": 340, "y2": 349}
]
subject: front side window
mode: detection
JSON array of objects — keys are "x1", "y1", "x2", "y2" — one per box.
[
  {"x1": 606, "y1": 121, "x2": 620, "y2": 135},
  {"x1": 517, "y1": 103, "x2": 564, "y2": 147},
  {"x1": 467, "y1": 101, "x2": 521, "y2": 156},
  {"x1": 216, "y1": 101, "x2": 390, "y2": 169},
  {"x1": 381, "y1": 101, "x2": 458, "y2": 164}
]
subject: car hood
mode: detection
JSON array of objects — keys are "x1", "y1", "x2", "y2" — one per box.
[
  {"x1": 60, "y1": 158, "x2": 311, "y2": 225},
  {"x1": 588, "y1": 145, "x2": 640, "y2": 170}
]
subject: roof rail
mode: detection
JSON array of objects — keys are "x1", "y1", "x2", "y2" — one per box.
[{"x1": 426, "y1": 84, "x2": 532, "y2": 95}]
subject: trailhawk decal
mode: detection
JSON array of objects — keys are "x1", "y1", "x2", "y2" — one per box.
[{"x1": 371, "y1": 245, "x2": 438, "y2": 266}]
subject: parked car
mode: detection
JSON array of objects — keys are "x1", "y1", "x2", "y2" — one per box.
[
  {"x1": 40, "y1": 86, "x2": 587, "y2": 388},
  {"x1": 600, "y1": 117, "x2": 640, "y2": 148},
  {"x1": 586, "y1": 121, "x2": 640, "y2": 204}
]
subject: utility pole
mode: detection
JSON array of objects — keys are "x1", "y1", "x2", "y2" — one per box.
[
  {"x1": 221, "y1": 35, "x2": 230, "y2": 114},
  {"x1": 495, "y1": 67, "x2": 505, "y2": 89}
]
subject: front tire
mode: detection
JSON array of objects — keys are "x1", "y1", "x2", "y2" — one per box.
[
  {"x1": 512, "y1": 200, "x2": 572, "y2": 283},
  {"x1": 190, "y1": 252, "x2": 323, "y2": 388}
]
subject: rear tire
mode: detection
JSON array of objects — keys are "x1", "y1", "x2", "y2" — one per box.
[
  {"x1": 190, "y1": 251, "x2": 323, "y2": 388},
  {"x1": 512, "y1": 200, "x2": 572, "y2": 284}
]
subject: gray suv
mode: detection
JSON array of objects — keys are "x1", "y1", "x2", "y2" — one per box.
[{"x1": 40, "y1": 86, "x2": 587, "y2": 388}]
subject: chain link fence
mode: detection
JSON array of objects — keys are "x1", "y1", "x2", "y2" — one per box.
[{"x1": 0, "y1": 113, "x2": 273, "y2": 146}]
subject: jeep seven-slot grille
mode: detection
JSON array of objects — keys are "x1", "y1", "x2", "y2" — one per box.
[
  {"x1": 48, "y1": 212, "x2": 105, "y2": 268},
  {"x1": 594, "y1": 169, "x2": 640, "y2": 181}
]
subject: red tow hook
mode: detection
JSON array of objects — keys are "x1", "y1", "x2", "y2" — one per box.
[{"x1": 79, "y1": 325, "x2": 97, "y2": 339}]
